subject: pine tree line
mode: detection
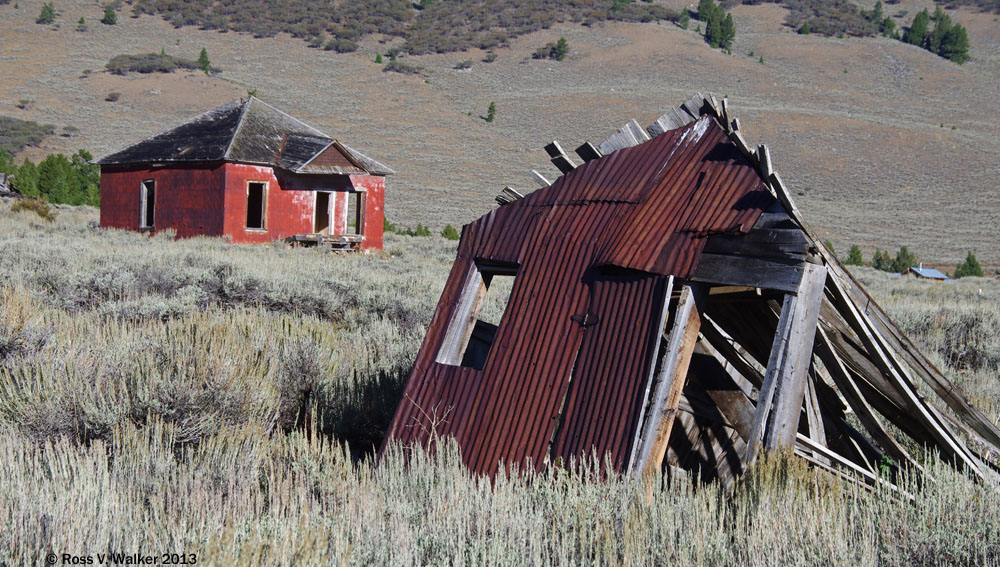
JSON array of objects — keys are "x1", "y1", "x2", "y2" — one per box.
[
  {"x1": 842, "y1": 244, "x2": 983, "y2": 279},
  {"x1": 902, "y1": 6, "x2": 970, "y2": 64},
  {"x1": 0, "y1": 149, "x2": 100, "y2": 207}
]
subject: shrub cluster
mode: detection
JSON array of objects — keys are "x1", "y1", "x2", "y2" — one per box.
[
  {"x1": 0, "y1": 116, "x2": 55, "y2": 156},
  {"x1": 779, "y1": 0, "x2": 878, "y2": 37},
  {"x1": 129, "y1": 0, "x2": 677, "y2": 55},
  {"x1": 105, "y1": 52, "x2": 218, "y2": 75},
  {"x1": 532, "y1": 37, "x2": 569, "y2": 61}
]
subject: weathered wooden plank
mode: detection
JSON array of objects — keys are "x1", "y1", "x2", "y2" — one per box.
[
  {"x1": 635, "y1": 284, "x2": 703, "y2": 478},
  {"x1": 598, "y1": 119, "x2": 651, "y2": 155},
  {"x1": 746, "y1": 263, "x2": 826, "y2": 464},
  {"x1": 691, "y1": 253, "x2": 805, "y2": 293},
  {"x1": 574, "y1": 142, "x2": 602, "y2": 163},
  {"x1": 544, "y1": 141, "x2": 577, "y2": 174},
  {"x1": 758, "y1": 144, "x2": 773, "y2": 179},
  {"x1": 825, "y1": 268, "x2": 988, "y2": 478},
  {"x1": 699, "y1": 314, "x2": 764, "y2": 390},
  {"x1": 804, "y1": 367, "x2": 829, "y2": 464},
  {"x1": 701, "y1": 227, "x2": 810, "y2": 260},
  {"x1": 530, "y1": 169, "x2": 550, "y2": 188},
  {"x1": 762, "y1": 263, "x2": 827, "y2": 450},
  {"x1": 435, "y1": 264, "x2": 487, "y2": 366},
  {"x1": 626, "y1": 276, "x2": 674, "y2": 472},
  {"x1": 647, "y1": 107, "x2": 695, "y2": 137},
  {"x1": 814, "y1": 325, "x2": 918, "y2": 469}
]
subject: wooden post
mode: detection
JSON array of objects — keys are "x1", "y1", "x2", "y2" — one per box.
[
  {"x1": 634, "y1": 284, "x2": 704, "y2": 479},
  {"x1": 746, "y1": 263, "x2": 826, "y2": 464}
]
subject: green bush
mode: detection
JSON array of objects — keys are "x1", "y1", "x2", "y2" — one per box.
[
  {"x1": 36, "y1": 2, "x2": 54, "y2": 24},
  {"x1": 101, "y1": 5, "x2": 117, "y2": 25},
  {"x1": 485, "y1": 101, "x2": 496, "y2": 123},
  {"x1": 324, "y1": 38, "x2": 358, "y2": 53},
  {"x1": 954, "y1": 251, "x2": 984, "y2": 279},
  {"x1": 440, "y1": 224, "x2": 459, "y2": 240},
  {"x1": 845, "y1": 245, "x2": 864, "y2": 266}
]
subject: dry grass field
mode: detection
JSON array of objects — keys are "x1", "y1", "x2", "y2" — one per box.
[
  {"x1": 0, "y1": 201, "x2": 998, "y2": 566},
  {"x1": 1, "y1": 0, "x2": 998, "y2": 267}
]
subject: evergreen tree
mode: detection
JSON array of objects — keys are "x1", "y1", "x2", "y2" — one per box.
[
  {"x1": 872, "y1": 249, "x2": 893, "y2": 272},
  {"x1": 927, "y1": 7, "x2": 952, "y2": 54},
  {"x1": 719, "y1": 13, "x2": 735, "y2": 49},
  {"x1": 845, "y1": 245, "x2": 864, "y2": 266},
  {"x1": 679, "y1": 8, "x2": 690, "y2": 30},
  {"x1": 799, "y1": 21, "x2": 810, "y2": 35},
  {"x1": 36, "y1": 2, "x2": 55, "y2": 24},
  {"x1": 940, "y1": 23, "x2": 969, "y2": 63},
  {"x1": 891, "y1": 246, "x2": 917, "y2": 273},
  {"x1": 101, "y1": 6, "x2": 117, "y2": 25},
  {"x1": 904, "y1": 9, "x2": 930, "y2": 46},
  {"x1": 486, "y1": 101, "x2": 496, "y2": 123},
  {"x1": 12, "y1": 160, "x2": 40, "y2": 198},
  {"x1": 705, "y1": 15, "x2": 721, "y2": 48},
  {"x1": 197, "y1": 48, "x2": 211, "y2": 74},
  {"x1": 697, "y1": 0, "x2": 717, "y2": 22},
  {"x1": 880, "y1": 16, "x2": 895, "y2": 38},
  {"x1": 553, "y1": 37, "x2": 569, "y2": 61},
  {"x1": 954, "y1": 251, "x2": 984, "y2": 278},
  {"x1": 870, "y1": 1, "x2": 884, "y2": 23},
  {"x1": 0, "y1": 149, "x2": 16, "y2": 175}
]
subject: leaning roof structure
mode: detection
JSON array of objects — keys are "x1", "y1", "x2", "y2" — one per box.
[
  {"x1": 382, "y1": 94, "x2": 1000, "y2": 486},
  {"x1": 98, "y1": 96, "x2": 394, "y2": 176}
]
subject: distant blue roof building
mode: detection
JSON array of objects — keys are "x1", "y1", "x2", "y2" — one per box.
[{"x1": 904, "y1": 265, "x2": 950, "y2": 280}]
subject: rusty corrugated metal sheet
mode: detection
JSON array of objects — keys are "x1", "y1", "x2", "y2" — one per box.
[{"x1": 381, "y1": 113, "x2": 773, "y2": 477}]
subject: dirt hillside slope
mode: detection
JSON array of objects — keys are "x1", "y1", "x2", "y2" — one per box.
[{"x1": 1, "y1": 0, "x2": 997, "y2": 265}]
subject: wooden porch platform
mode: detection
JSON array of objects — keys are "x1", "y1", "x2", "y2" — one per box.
[{"x1": 285, "y1": 233, "x2": 364, "y2": 251}]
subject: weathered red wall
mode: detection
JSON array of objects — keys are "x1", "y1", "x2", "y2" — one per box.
[
  {"x1": 100, "y1": 162, "x2": 386, "y2": 249},
  {"x1": 99, "y1": 162, "x2": 226, "y2": 237},
  {"x1": 349, "y1": 174, "x2": 385, "y2": 250}
]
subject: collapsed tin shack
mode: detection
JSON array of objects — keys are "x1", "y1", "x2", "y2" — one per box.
[{"x1": 381, "y1": 94, "x2": 1000, "y2": 486}]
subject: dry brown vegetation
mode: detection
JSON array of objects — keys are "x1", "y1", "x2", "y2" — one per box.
[{"x1": 0, "y1": 202, "x2": 998, "y2": 565}]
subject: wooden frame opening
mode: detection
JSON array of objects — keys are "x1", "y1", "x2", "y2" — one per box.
[
  {"x1": 436, "y1": 260, "x2": 518, "y2": 370},
  {"x1": 314, "y1": 191, "x2": 331, "y2": 234},
  {"x1": 345, "y1": 190, "x2": 366, "y2": 236},
  {"x1": 246, "y1": 181, "x2": 267, "y2": 230},
  {"x1": 139, "y1": 179, "x2": 155, "y2": 231}
]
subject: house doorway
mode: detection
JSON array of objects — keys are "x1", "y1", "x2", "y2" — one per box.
[
  {"x1": 346, "y1": 191, "x2": 365, "y2": 235},
  {"x1": 314, "y1": 192, "x2": 331, "y2": 234}
]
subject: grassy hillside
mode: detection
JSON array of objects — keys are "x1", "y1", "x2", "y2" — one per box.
[
  {"x1": 1, "y1": 0, "x2": 998, "y2": 266},
  {"x1": 0, "y1": 201, "x2": 998, "y2": 565}
]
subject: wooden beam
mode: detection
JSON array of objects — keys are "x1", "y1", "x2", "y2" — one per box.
[
  {"x1": 530, "y1": 170, "x2": 550, "y2": 188},
  {"x1": 574, "y1": 142, "x2": 602, "y2": 163},
  {"x1": 747, "y1": 263, "x2": 827, "y2": 463},
  {"x1": 691, "y1": 253, "x2": 805, "y2": 293},
  {"x1": 544, "y1": 141, "x2": 577, "y2": 174},
  {"x1": 814, "y1": 325, "x2": 918, "y2": 470},
  {"x1": 634, "y1": 284, "x2": 703, "y2": 478},
  {"x1": 626, "y1": 276, "x2": 674, "y2": 471},
  {"x1": 804, "y1": 367, "x2": 829, "y2": 464}
]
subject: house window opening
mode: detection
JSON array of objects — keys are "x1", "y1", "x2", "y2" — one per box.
[
  {"x1": 345, "y1": 191, "x2": 365, "y2": 235},
  {"x1": 246, "y1": 181, "x2": 266, "y2": 230},
  {"x1": 139, "y1": 180, "x2": 155, "y2": 230},
  {"x1": 436, "y1": 261, "x2": 518, "y2": 370}
]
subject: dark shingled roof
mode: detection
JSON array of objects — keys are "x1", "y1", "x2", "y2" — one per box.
[{"x1": 97, "y1": 97, "x2": 393, "y2": 176}]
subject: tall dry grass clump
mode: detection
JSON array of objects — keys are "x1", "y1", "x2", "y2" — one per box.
[{"x1": 0, "y1": 202, "x2": 998, "y2": 566}]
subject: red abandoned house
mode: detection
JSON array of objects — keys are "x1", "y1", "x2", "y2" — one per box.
[{"x1": 97, "y1": 97, "x2": 393, "y2": 250}]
